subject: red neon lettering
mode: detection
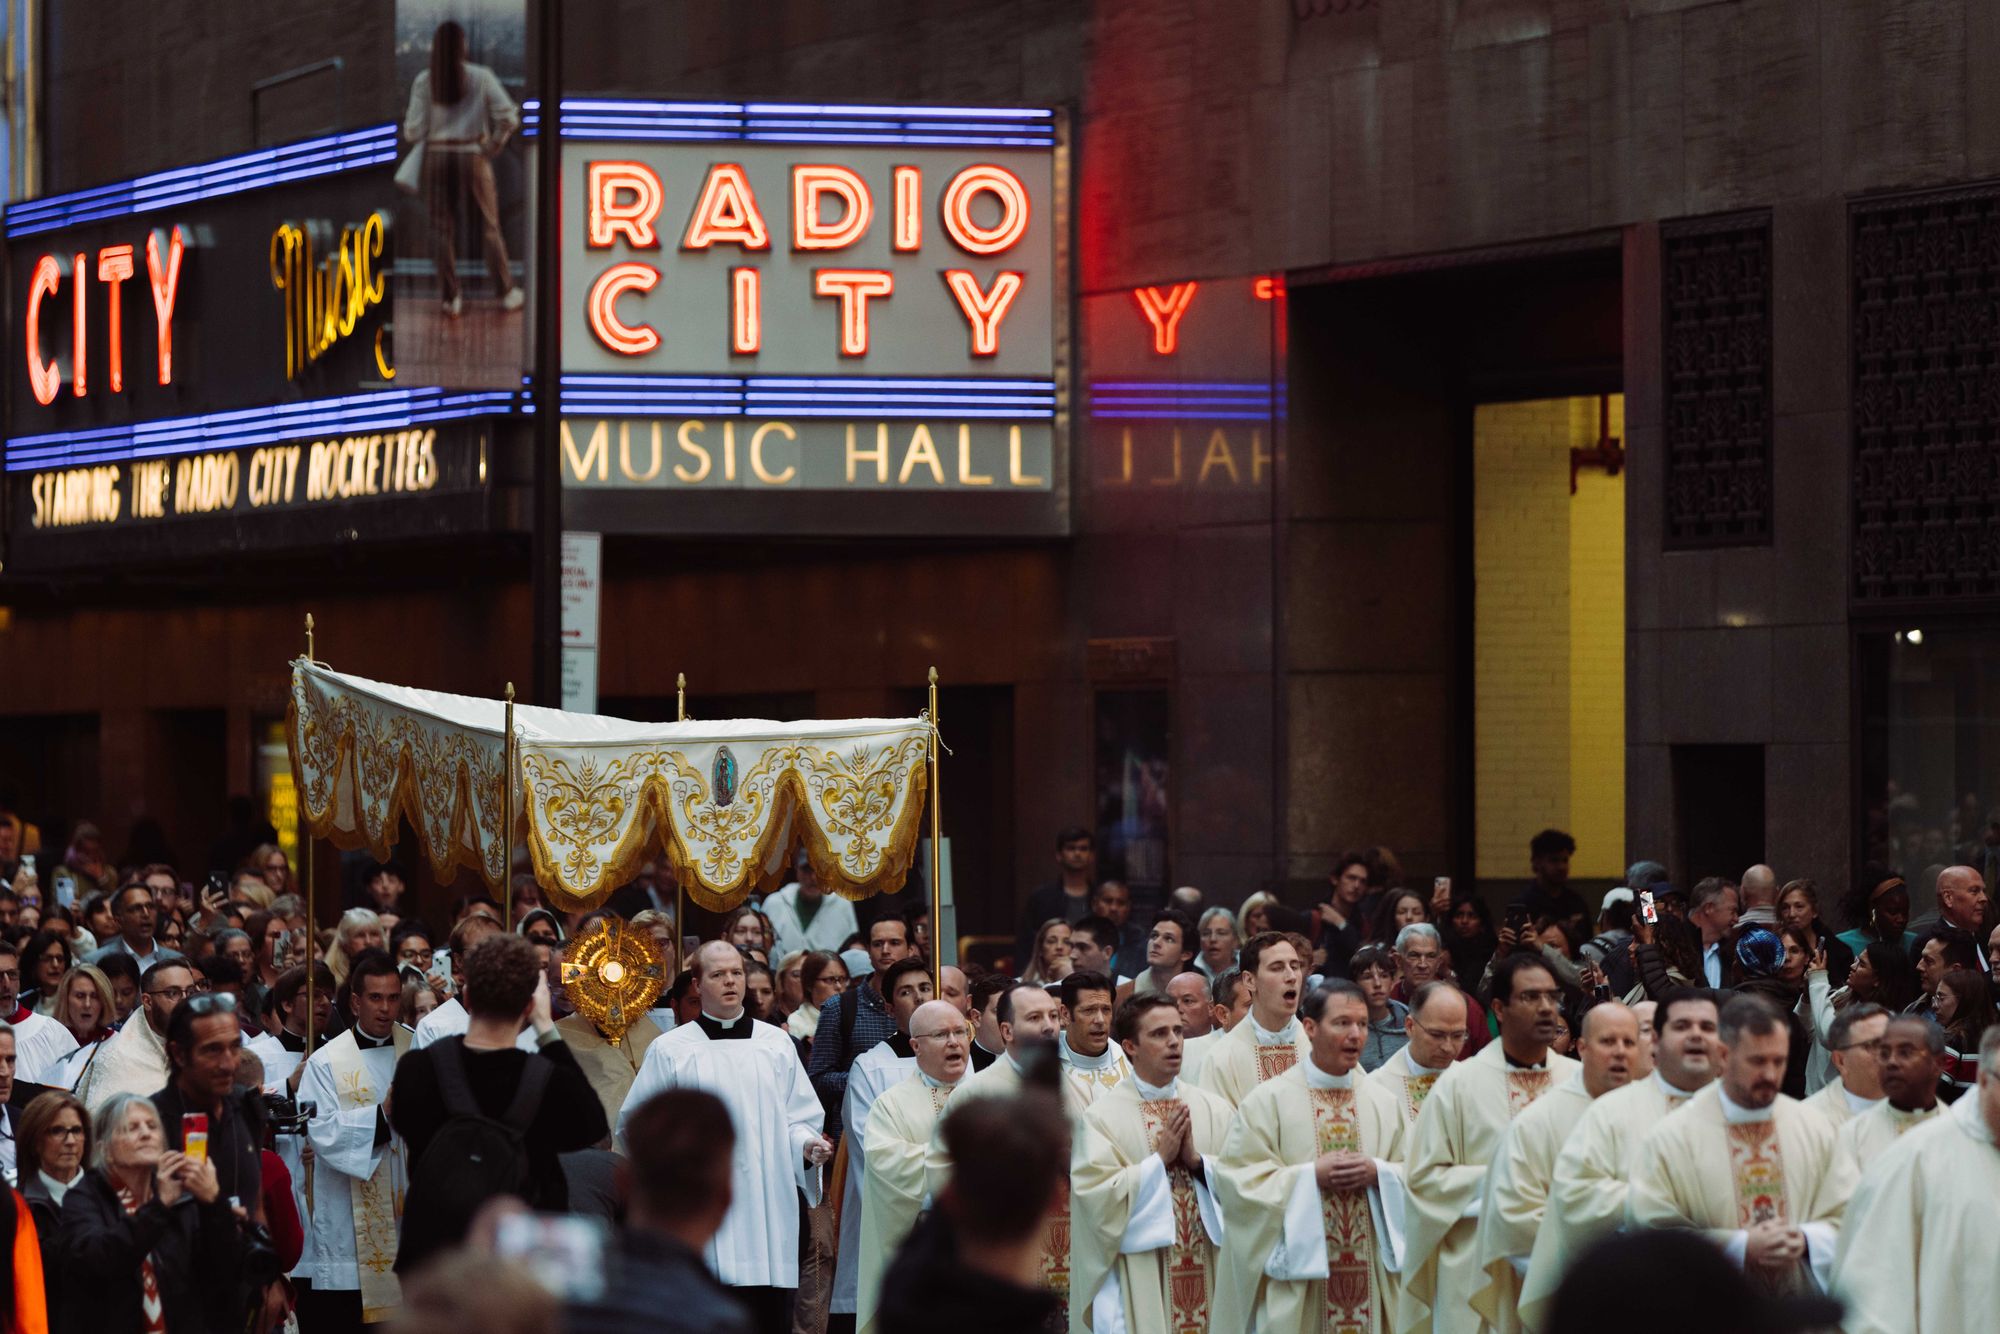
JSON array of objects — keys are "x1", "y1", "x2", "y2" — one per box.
[
  {"x1": 1253, "y1": 275, "x2": 1286, "y2": 300},
  {"x1": 813, "y1": 269, "x2": 893, "y2": 356},
  {"x1": 1134, "y1": 283, "x2": 1197, "y2": 355},
  {"x1": 684, "y1": 163, "x2": 770, "y2": 250},
  {"x1": 893, "y1": 166, "x2": 922, "y2": 251},
  {"x1": 792, "y1": 166, "x2": 873, "y2": 251},
  {"x1": 146, "y1": 226, "x2": 186, "y2": 385},
  {"x1": 587, "y1": 262, "x2": 662, "y2": 355},
  {"x1": 25, "y1": 255, "x2": 62, "y2": 406},
  {"x1": 71, "y1": 252, "x2": 87, "y2": 397},
  {"x1": 942, "y1": 269, "x2": 1024, "y2": 357},
  {"x1": 97, "y1": 244, "x2": 136, "y2": 393},
  {"x1": 731, "y1": 266, "x2": 761, "y2": 354},
  {"x1": 940, "y1": 165, "x2": 1030, "y2": 256},
  {"x1": 587, "y1": 161, "x2": 664, "y2": 248}
]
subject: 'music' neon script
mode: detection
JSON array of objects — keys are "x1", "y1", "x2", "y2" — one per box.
[{"x1": 269, "y1": 213, "x2": 391, "y2": 380}]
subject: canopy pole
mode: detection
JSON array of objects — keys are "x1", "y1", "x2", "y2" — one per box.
[
  {"x1": 302, "y1": 614, "x2": 317, "y2": 1061},
  {"x1": 928, "y1": 666, "x2": 943, "y2": 991},
  {"x1": 675, "y1": 674, "x2": 686, "y2": 948},
  {"x1": 504, "y1": 682, "x2": 517, "y2": 928}
]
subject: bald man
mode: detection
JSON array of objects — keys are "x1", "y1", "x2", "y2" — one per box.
[
  {"x1": 1932, "y1": 866, "x2": 1991, "y2": 973},
  {"x1": 1738, "y1": 864, "x2": 1780, "y2": 929},
  {"x1": 938, "y1": 965, "x2": 971, "y2": 1017},
  {"x1": 1472, "y1": 1003, "x2": 1640, "y2": 1332}
]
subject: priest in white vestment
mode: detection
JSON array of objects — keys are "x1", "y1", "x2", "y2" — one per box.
[
  {"x1": 1058, "y1": 971, "x2": 1132, "y2": 1108},
  {"x1": 1470, "y1": 1003, "x2": 1639, "y2": 1334},
  {"x1": 1175, "y1": 967, "x2": 1242, "y2": 1085},
  {"x1": 1400, "y1": 954, "x2": 1577, "y2": 1334},
  {"x1": 952, "y1": 982, "x2": 1075, "y2": 1309},
  {"x1": 77, "y1": 958, "x2": 192, "y2": 1111},
  {"x1": 1799, "y1": 1003, "x2": 1889, "y2": 1130},
  {"x1": 1627, "y1": 994, "x2": 1845, "y2": 1297},
  {"x1": 618, "y1": 942, "x2": 831, "y2": 1330},
  {"x1": 832, "y1": 957, "x2": 933, "y2": 1324},
  {"x1": 0, "y1": 941, "x2": 77, "y2": 1082},
  {"x1": 1367, "y1": 982, "x2": 1475, "y2": 1158},
  {"x1": 1831, "y1": 1013, "x2": 1946, "y2": 1189},
  {"x1": 1191, "y1": 933, "x2": 1310, "y2": 1108},
  {"x1": 1518, "y1": 988, "x2": 1718, "y2": 1333},
  {"x1": 299, "y1": 954, "x2": 411, "y2": 1325},
  {"x1": 857, "y1": 1000, "x2": 968, "y2": 1334},
  {"x1": 1831, "y1": 1028, "x2": 2000, "y2": 1334},
  {"x1": 1072, "y1": 993, "x2": 1230, "y2": 1334},
  {"x1": 1211, "y1": 980, "x2": 1404, "y2": 1334}
]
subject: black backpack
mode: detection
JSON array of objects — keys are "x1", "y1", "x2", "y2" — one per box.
[{"x1": 399, "y1": 1037, "x2": 551, "y2": 1267}]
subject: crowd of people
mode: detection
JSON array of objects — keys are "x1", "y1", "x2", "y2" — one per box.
[{"x1": 0, "y1": 797, "x2": 1992, "y2": 1334}]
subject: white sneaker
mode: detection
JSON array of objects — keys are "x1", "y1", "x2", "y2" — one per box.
[
  {"x1": 501, "y1": 287, "x2": 526, "y2": 312},
  {"x1": 443, "y1": 295, "x2": 463, "y2": 318}
]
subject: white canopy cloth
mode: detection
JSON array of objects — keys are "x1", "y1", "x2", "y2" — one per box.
[{"x1": 287, "y1": 660, "x2": 931, "y2": 911}]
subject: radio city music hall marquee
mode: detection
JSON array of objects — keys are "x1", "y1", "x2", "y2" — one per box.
[{"x1": 559, "y1": 104, "x2": 1063, "y2": 523}]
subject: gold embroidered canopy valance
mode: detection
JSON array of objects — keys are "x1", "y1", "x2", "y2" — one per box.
[{"x1": 286, "y1": 660, "x2": 931, "y2": 913}]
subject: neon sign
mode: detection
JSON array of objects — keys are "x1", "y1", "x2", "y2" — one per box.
[
  {"x1": 24, "y1": 225, "x2": 188, "y2": 405},
  {"x1": 269, "y1": 212, "x2": 392, "y2": 380}
]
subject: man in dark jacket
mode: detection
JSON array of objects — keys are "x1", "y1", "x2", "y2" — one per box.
[
  {"x1": 1013, "y1": 827, "x2": 1096, "y2": 967},
  {"x1": 564, "y1": 1088, "x2": 749, "y2": 1334}
]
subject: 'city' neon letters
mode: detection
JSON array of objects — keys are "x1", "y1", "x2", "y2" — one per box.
[{"x1": 23, "y1": 224, "x2": 188, "y2": 405}]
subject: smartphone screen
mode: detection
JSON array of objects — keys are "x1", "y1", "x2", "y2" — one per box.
[
  {"x1": 181, "y1": 1112, "x2": 209, "y2": 1163},
  {"x1": 493, "y1": 1213, "x2": 607, "y2": 1301}
]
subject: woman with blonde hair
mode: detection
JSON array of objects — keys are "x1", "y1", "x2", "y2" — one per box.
[
  {"x1": 1236, "y1": 891, "x2": 1280, "y2": 940},
  {"x1": 1020, "y1": 917, "x2": 1074, "y2": 985},
  {"x1": 323, "y1": 907, "x2": 385, "y2": 985},
  {"x1": 52, "y1": 965, "x2": 118, "y2": 1090}
]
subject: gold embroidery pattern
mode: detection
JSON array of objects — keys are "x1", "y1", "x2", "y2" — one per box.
[
  {"x1": 1255, "y1": 1044, "x2": 1300, "y2": 1084},
  {"x1": 1040, "y1": 1179, "x2": 1071, "y2": 1305},
  {"x1": 1139, "y1": 1099, "x2": 1213, "y2": 1334},
  {"x1": 1402, "y1": 1072, "x2": 1440, "y2": 1124},
  {"x1": 1725, "y1": 1121, "x2": 1788, "y2": 1228},
  {"x1": 1311, "y1": 1088, "x2": 1374, "y2": 1334},
  {"x1": 1505, "y1": 1069, "x2": 1554, "y2": 1118}
]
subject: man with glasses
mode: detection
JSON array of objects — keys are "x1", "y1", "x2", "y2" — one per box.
[
  {"x1": 78, "y1": 957, "x2": 196, "y2": 1113},
  {"x1": 854, "y1": 997, "x2": 969, "y2": 1332},
  {"x1": 1801, "y1": 1003, "x2": 1891, "y2": 1130},
  {"x1": 1393, "y1": 922, "x2": 1488, "y2": 1058},
  {"x1": 1403, "y1": 954, "x2": 1578, "y2": 1334},
  {"x1": 0, "y1": 938, "x2": 75, "y2": 1085},
  {"x1": 1832, "y1": 1013, "x2": 1948, "y2": 1181},
  {"x1": 86, "y1": 880, "x2": 181, "y2": 974},
  {"x1": 828, "y1": 956, "x2": 931, "y2": 1334}
]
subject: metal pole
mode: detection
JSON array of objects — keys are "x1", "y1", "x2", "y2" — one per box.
[
  {"x1": 528, "y1": 0, "x2": 564, "y2": 706},
  {"x1": 302, "y1": 614, "x2": 317, "y2": 1059},
  {"x1": 504, "y1": 682, "x2": 517, "y2": 925},
  {"x1": 675, "y1": 674, "x2": 686, "y2": 942},
  {"x1": 928, "y1": 667, "x2": 943, "y2": 990}
]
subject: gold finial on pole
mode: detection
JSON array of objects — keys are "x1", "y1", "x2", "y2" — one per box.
[
  {"x1": 927, "y1": 666, "x2": 943, "y2": 991},
  {"x1": 676, "y1": 673, "x2": 687, "y2": 723},
  {"x1": 305, "y1": 612, "x2": 315, "y2": 662},
  {"x1": 504, "y1": 682, "x2": 517, "y2": 927}
]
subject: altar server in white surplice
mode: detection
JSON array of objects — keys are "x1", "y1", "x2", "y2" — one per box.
[
  {"x1": 1518, "y1": 987, "x2": 1718, "y2": 1333},
  {"x1": 1190, "y1": 932, "x2": 1311, "y2": 1109},
  {"x1": 618, "y1": 942, "x2": 831, "y2": 1330},
  {"x1": 298, "y1": 951, "x2": 411, "y2": 1325},
  {"x1": 1831, "y1": 1026, "x2": 2000, "y2": 1334},
  {"x1": 1212, "y1": 979, "x2": 1403, "y2": 1334},
  {"x1": 1399, "y1": 954, "x2": 1577, "y2": 1334},
  {"x1": 1071, "y1": 993, "x2": 1231, "y2": 1334},
  {"x1": 1470, "y1": 1002, "x2": 1640, "y2": 1334},
  {"x1": 1627, "y1": 994, "x2": 1845, "y2": 1298}
]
